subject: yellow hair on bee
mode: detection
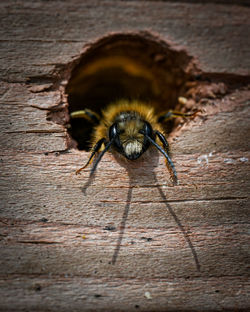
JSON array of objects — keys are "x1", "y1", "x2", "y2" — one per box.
[
  {"x1": 103, "y1": 99, "x2": 156, "y2": 125},
  {"x1": 92, "y1": 99, "x2": 163, "y2": 148}
]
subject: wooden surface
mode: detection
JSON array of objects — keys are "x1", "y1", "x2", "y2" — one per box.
[{"x1": 0, "y1": 1, "x2": 250, "y2": 311}]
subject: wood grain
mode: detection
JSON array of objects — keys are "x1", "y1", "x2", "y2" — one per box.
[{"x1": 0, "y1": 0, "x2": 249, "y2": 311}]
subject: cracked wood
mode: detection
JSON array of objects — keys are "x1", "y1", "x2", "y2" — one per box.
[{"x1": 0, "y1": 0, "x2": 250, "y2": 311}]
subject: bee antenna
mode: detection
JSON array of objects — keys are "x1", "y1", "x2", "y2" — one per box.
[
  {"x1": 144, "y1": 134, "x2": 178, "y2": 184},
  {"x1": 90, "y1": 138, "x2": 114, "y2": 176}
]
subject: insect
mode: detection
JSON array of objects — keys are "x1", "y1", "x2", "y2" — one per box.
[{"x1": 71, "y1": 99, "x2": 198, "y2": 184}]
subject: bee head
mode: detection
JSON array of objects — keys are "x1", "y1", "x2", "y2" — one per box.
[{"x1": 109, "y1": 120, "x2": 154, "y2": 160}]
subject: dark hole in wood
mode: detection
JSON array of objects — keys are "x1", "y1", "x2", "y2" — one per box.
[{"x1": 65, "y1": 32, "x2": 198, "y2": 150}]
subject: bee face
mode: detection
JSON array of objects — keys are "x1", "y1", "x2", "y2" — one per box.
[{"x1": 109, "y1": 112, "x2": 153, "y2": 160}]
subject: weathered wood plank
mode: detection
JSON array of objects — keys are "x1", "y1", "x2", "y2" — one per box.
[
  {"x1": 0, "y1": 1, "x2": 249, "y2": 81},
  {"x1": 0, "y1": 0, "x2": 249, "y2": 311},
  {"x1": 0, "y1": 219, "x2": 249, "y2": 278},
  {"x1": 0, "y1": 275, "x2": 249, "y2": 312},
  {"x1": 0, "y1": 148, "x2": 249, "y2": 218}
]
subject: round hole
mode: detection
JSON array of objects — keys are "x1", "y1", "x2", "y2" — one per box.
[{"x1": 65, "y1": 32, "x2": 198, "y2": 150}]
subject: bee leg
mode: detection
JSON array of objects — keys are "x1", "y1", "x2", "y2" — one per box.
[
  {"x1": 158, "y1": 109, "x2": 200, "y2": 123},
  {"x1": 155, "y1": 131, "x2": 178, "y2": 185},
  {"x1": 155, "y1": 130, "x2": 169, "y2": 153},
  {"x1": 144, "y1": 132, "x2": 178, "y2": 185},
  {"x1": 90, "y1": 138, "x2": 114, "y2": 177},
  {"x1": 70, "y1": 109, "x2": 101, "y2": 124},
  {"x1": 75, "y1": 138, "x2": 106, "y2": 175}
]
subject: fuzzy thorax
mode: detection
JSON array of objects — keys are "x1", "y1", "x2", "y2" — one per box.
[{"x1": 92, "y1": 99, "x2": 164, "y2": 150}]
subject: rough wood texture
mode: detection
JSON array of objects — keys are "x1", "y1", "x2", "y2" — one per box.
[{"x1": 0, "y1": 1, "x2": 249, "y2": 311}]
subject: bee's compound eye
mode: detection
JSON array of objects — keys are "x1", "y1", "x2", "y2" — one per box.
[
  {"x1": 143, "y1": 121, "x2": 153, "y2": 138},
  {"x1": 109, "y1": 123, "x2": 118, "y2": 140}
]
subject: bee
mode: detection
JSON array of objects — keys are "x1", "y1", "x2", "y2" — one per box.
[{"x1": 71, "y1": 99, "x2": 198, "y2": 184}]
